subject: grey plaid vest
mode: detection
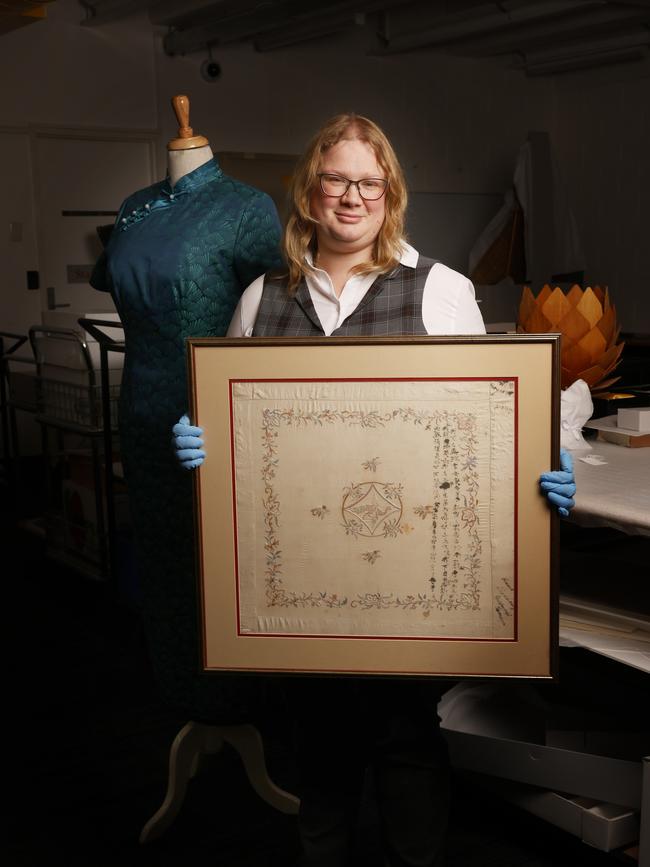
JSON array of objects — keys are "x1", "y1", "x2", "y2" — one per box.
[{"x1": 252, "y1": 256, "x2": 438, "y2": 336}]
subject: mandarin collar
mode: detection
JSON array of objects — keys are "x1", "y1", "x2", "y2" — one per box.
[{"x1": 162, "y1": 156, "x2": 223, "y2": 196}]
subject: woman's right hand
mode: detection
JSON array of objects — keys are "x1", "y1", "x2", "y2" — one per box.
[{"x1": 172, "y1": 414, "x2": 205, "y2": 469}]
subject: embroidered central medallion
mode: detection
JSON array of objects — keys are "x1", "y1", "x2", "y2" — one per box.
[{"x1": 342, "y1": 482, "x2": 403, "y2": 538}]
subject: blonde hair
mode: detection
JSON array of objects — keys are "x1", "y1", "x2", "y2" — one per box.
[{"x1": 283, "y1": 113, "x2": 408, "y2": 293}]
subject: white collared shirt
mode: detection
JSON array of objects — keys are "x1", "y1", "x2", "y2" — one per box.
[{"x1": 227, "y1": 242, "x2": 486, "y2": 337}]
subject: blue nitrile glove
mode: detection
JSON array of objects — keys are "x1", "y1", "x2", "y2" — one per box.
[
  {"x1": 539, "y1": 447, "x2": 576, "y2": 517},
  {"x1": 172, "y1": 414, "x2": 205, "y2": 469}
]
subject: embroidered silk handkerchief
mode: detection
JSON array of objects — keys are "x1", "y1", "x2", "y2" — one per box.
[{"x1": 232, "y1": 379, "x2": 515, "y2": 639}]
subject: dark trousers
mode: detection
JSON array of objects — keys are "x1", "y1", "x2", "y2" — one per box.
[{"x1": 289, "y1": 678, "x2": 451, "y2": 867}]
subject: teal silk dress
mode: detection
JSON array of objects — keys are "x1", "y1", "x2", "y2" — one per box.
[{"x1": 91, "y1": 158, "x2": 282, "y2": 719}]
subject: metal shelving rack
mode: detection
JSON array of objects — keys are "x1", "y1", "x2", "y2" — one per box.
[
  {"x1": 28, "y1": 322, "x2": 124, "y2": 582},
  {"x1": 78, "y1": 317, "x2": 126, "y2": 587},
  {"x1": 0, "y1": 331, "x2": 37, "y2": 502}
]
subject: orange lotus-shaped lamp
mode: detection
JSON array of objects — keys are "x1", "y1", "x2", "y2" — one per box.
[{"x1": 517, "y1": 284, "x2": 624, "y2": 392}]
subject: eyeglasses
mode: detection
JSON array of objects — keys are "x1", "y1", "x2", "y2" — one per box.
[{"x1": 317, "y1": 173, "x2": 389, "y2": 201}]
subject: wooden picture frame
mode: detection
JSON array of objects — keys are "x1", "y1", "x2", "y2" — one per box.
[{"x1": 188, "y1": 335, "x2": 560, "y2": 680}]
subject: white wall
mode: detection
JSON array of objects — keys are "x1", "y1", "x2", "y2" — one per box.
[
  {"x1": 0, "y1": 1, "x2": 159, "y2": 454},
  {"x1": 1, "y1": 0, "x2": 646, "y2": 460},
  {"x1": 155, "y1": 31, "x2": 650, "y2": 331},
  {"x1": 0, "y1": 131, "x2": 41, "y2": 453},
  {"x1": 1, "y1": 0, "x2": 647, "y2": 335},
  {"x1": 154, "y1": 28, "x2": 555, "y2": 282},
  {"x1": 0, "y1": 132, "x2": 39, "y2": 334},
  {"x1": 551, "y1": 60, "x2": 650, "y2": 333},
  {"x1": 0, "y1": 0, "x2": 157, "y2": 129},
  {"x1": 0, "y1": 1, "x2": 159, "y2": 325},
  {"x1": 155, "y1": 29, "x2": 555, "y2": 196}
]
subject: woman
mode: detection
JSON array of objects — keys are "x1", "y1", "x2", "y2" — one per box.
[{"x1": 174, "y1": 113, "x2": 575, "y2": 866}]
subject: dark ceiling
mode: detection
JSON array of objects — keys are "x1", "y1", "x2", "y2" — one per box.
[
  {"x1": 0, "y1": 0, "x2": 56, "y2": 36},
  {"x1": 73, "y1": 1, "x2": 650, "y2": 74}
]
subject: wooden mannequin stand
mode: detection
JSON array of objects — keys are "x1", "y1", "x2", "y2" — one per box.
[
  {"x1": 166, "y1": 94, "x2": 214, "y2": 188},
  {"x1": 167, "y1": 94, "x2": 210, "y2": 151},
  {"x1": 140, "y1": 721, "x2": 299, "y2": 843}
]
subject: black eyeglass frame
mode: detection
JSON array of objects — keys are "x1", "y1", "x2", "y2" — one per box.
[{"x1": 316, "y1": 173, "x2": 389, "y2": 201}]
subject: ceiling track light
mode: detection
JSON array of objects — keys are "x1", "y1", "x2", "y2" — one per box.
[
  {"x1": 523, "y1": 27, "x2": 650, "y2": 64},
  {"x1": 524, "y1": 43, "x2": 649, "y2": 74},
  {"x1": 373, "y1": 0, "x2": 609, "y2": 54}
]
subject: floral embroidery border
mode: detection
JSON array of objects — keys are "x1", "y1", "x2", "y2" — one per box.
[{"x1": 258, "y1": 402, "x2": 490, "y2": 613}]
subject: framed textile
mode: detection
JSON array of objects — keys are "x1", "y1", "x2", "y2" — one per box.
[{"x1": 188, "y1": 335, "x2": 561, "y2": 680}]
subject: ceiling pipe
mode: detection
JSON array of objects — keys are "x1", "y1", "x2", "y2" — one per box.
[
  {"x1": 79, "y1": 0, "x2": 156, "y2": 26},
  {"x1": 512, "y1": 24, "x2": 650, "y2": 73},
  {"x1": 254, "y1": 11, "x2": 365, "y2": 51},
  {"x1": 148, "y1": 0, "x2": 241, "y2": 28},
  {"x1": 522, "y1": 25, "x2": 649, "y2": 60},
  {"x1": 373, "y1": 0, "x2": 609, "y2": 54},
  {"x1": 163, "y1": 5, "x2": 282, "y2": 54},
  {"x1": 150, "y1": 0, "x2": 274, "y2": 30},
  {"x1": 437, "y1": 6, "x2": 650, "y2": 56},
  {"x1": 524, "y1": 43, "x2": 649, "y2": 73},
  {"x1": 162, "y1": 0, "x2": 409, "y2": 56}
]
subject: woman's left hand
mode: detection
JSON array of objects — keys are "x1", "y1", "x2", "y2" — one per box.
[{"x1": 539, "y1": 448, "x2": 576, "y2": 517}]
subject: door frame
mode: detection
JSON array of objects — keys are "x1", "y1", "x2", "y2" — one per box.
[{"x1": 26, "y1": 123, "x2": 160, "y2": 313}]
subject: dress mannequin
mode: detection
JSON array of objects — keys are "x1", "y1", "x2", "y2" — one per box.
[{"x1": 91, "y1": 95, "x2": 282, "y2": 721}]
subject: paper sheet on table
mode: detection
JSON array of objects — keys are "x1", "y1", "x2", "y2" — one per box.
[{"x1": 560, "y1": 624, "x2": 650, "y2": 674}]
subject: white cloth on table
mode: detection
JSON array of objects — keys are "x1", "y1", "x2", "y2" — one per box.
[
  {"x1": 572, "y1": 441, "x2": 650, "y2": 537},
  {"x1": 561, "y1": 379, "x2": 594, "y2": 452}
]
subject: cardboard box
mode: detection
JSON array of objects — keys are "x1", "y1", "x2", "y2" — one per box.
[
  {"x1": 439, "y1": 682, "x2": 645, "y2": 847},
  {"x1": 586, "y1": 414, "x2": 650, "y2": 447},
  {"x1": 617, "y1": 407, "x2": 650, "y2": 432},
  {"x1": 470, "y1": 777, "x2": 639, "y2": 852}
]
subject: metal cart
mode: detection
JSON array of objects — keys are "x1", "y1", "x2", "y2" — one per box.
[
  {"x1": 78, "y1": 317, "x2": 127, "y2": 588},
  {"x1": 0, "y1": 331, "x2": 37, "y2": 502},
  {"x1": 28, "y1": 322, "x2": 123, "y2": 581}
]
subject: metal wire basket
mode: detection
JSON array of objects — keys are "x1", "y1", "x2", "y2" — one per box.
[
  {"x1": 37, "y1": 376, "x2": 120, "y2": 429},
  {"x1": 29, "y1": 325, "x2": 121, "y2": 432}
]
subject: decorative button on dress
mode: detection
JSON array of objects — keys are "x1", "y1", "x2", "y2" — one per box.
[{"x1": 91, "y1": 157, "x2": 282, "y2": 719}]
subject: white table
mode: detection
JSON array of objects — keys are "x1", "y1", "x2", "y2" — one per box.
[
  {"x1": 560, "y1": 441, "x2": 650, "y2": 675},
  {"x1": 571, "y1": 441, "x2": 650, "y2": 537}
]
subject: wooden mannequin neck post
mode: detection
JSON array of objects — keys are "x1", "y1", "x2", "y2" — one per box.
[{"x1": 167, "y1": 94, "x2": 212, "y2": 187}]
